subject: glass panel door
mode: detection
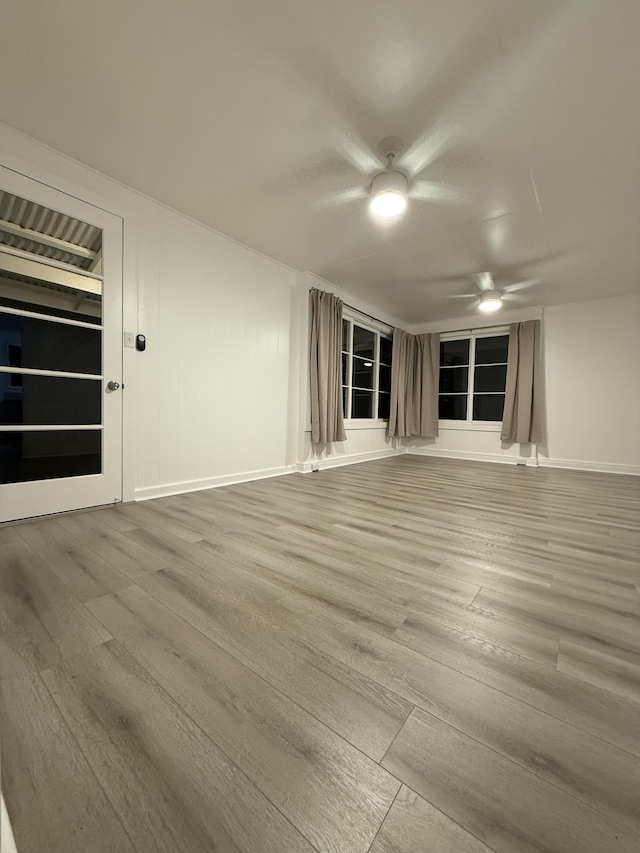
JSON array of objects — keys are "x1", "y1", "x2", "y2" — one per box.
[{"x1": 0, "y1": 166, "x2": 122, "y2": 522}]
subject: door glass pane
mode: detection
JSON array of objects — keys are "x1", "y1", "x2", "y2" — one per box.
[
  {"x1": 0, "y1": 312, "x2": 101, "y2": 374},
  {"x1": 353, "y1": 325, "x2": 375, "y2": 360},
  {"x1": 0, "y1": 374, "x2": 101, "y2": 425},
  {"x1": 439, "y1": 366, "x2": 468, "y2": 393},
  {"x1": 474, "y1": 364, "x2": 507, "y2": 393},
  {"x1": 473, "y1": 394, "x2": 505, "y2": 421},
  {"x1": 438, "y1": 395, "x2": 467, "y2": 419},
  {"x1": 352, "y1": 389, "x2": 374, "y2": 418},
  {"x1": 0, "y1": 260, "x2": 102, "y2": 324},
  {"x1": 440, "y1": 339, "x2": 469, "y2": 366},
  {"x1": 342, "y1": 319, "x2": 349, "y2": 352},
  {"x1": 352, "y1": 356, "x2": 374, "y2": 389},
  {"x1": 0, "y1": 430, "x2": 101, "y2": 484},
  {"x1": 475, "y1": 335, "x2": 509, "y2": 364}
]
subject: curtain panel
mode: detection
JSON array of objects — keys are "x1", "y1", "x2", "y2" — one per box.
[
  {"x1": 501, "y1": 319, "x2": 543, "y2": 443},
  {"x1": 309, "y1": 288, "x2": 347, "y2": 444},
  {"x1": 389, "y1": 329, "x2": 440, "y2": 438}
]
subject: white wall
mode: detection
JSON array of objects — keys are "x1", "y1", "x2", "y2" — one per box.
[
  {"x1": 541, "y1": 293, "x2": 640, "y2": 474},
  {"x1": 0, "y1": 123, "x2": 297, "y2": 501}
]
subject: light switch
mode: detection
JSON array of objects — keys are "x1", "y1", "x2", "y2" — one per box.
[{"x1": 124, "y1": 331, "x2": 135, "y2": 348}]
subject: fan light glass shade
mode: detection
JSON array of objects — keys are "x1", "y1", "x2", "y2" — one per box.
[
  {"x1": 478, "y1": 292, "x2": 503, "y2": 313},
  {"x1": 370, "y1": 171, "x2": 408, "y2": 218}
]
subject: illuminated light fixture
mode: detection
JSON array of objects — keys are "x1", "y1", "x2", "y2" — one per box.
[
  {"x1": 369, "y1": 170, "x2": 408, "y2": 218},
  {"x1": 478, "y1": 291, "x2": 503, "y2": 313}
]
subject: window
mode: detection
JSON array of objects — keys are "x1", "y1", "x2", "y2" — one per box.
[
  {"x1": 439, "y1": 332, "x2": 509, "y2": 423},
  {"x1": 342, "y1": 318, "x2": 392, "y2": 420}
]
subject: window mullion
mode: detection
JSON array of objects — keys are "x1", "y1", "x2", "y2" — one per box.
[{"x1": 467, "y1": 335, "x2": 476, "y2": 423}]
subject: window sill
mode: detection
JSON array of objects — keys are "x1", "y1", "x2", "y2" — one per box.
[
  {"x1": 439, "y1": 421, "x2": 502, "y2": 432},
  {"x1": 343, "y1": 419, "x2": 389, "y2": 430}
]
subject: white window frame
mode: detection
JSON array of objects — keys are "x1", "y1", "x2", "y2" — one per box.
[
  {"x1": 439, "y1": 327, "x2": 509, "y2": 432},
  {"x1": 342, "y1": 312, "x2": 392, "y2": 428}
]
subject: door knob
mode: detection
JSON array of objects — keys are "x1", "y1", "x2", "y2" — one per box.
[{"x1": 106, "y1": 380, "x2": 120, "y2": 391}]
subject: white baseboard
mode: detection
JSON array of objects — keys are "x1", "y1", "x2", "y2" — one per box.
[
  {"x1": 297, "y1": 447, "x2": 401, "y2": 473},
  {"x1": 538, "y1": 457, "x2": 640, "y2": 476},
  {"x1": 135, "y1": 465, "x2": 296, "y2": 501},
  {"x1": 406, "y1": 447, "x2": 537, "y2": 466}
]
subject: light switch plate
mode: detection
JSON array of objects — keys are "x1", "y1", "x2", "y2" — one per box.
[{"x1": 124, "y1": 331, "x2": 135, "y2": 348}]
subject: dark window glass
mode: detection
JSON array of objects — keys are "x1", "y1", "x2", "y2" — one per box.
[
  {"x1": 379, "y1": 363, "x2": 391, "y2": 394},
  {"x1": 342, "y1": 386, "x2": 348, "y2": 418},
  {"x1": 439, "y1": 366, "x2": 468, "y2": 394},
  {"x1": 438, "y1": 395, "x2": 467, "y2": 420},
  {"x1": 353, "y1": 325, "x2": 375, "y2": 360},
  {"x1": 440, "y1": 339, "x2": 469, "y2": 366},
  {"x1": 379, "y1": 336, "x2": 392, "y2": 364},
  {"x1": 352, "y1": 356, "x2": 374, "y2": 389},
  {"x1": 342, "y1": 319, "x2": 349, "y2": 352},
  {"x1": 0, "y1": 429, "x2": 101, "y2": 484},
  {"x1": 474, "y1": 364, "x2": 507, "y2": 393},
  {"x1": 473, "y1": 394, "x2": 505, "y2": 421},
  {"x1": 0, "y1": 312, "x2": 101, "y2": 375},
  {"x1": 475, "y1": 335, "x2": 509, "y2": 365},
  {"x1": 342, "y1": 353, "x2": 347, "y2": 386},
  {"x1": 378, "y1": 392, "x2": 390, "y2": 420},
  {"x1": 0, "y1": 374, "x2": 101, "y2": 425},
  {"x1": 352, "y1": 389, "x2": 374, "y2": 418}
]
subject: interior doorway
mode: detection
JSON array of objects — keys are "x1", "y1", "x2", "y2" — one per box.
[{"x1": 0, "y1": 165, "x2": 123, "y2": 523}]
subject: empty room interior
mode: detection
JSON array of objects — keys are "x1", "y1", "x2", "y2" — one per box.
[{"x1": 1, "y1": 1, "x2": 640, "y2": 852}]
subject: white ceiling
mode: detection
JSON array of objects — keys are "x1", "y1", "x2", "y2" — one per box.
[{"x1": 1, "y1": 0, "x2": 638, "y2": 322}]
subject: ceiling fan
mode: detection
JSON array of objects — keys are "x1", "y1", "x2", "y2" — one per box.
[
  {"x1": 322, "y1": 135, "x2": 465, "y2": 216},
  {"x1": 450, "y1": 271, "x2": 538, "y2": 313}
]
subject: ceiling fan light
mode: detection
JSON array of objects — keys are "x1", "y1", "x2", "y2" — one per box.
[
  {"x1": 369, "y1": 170, "x2": 408, "y2": 218},
  {"x1": 478, "y1": 292, "x2": 503, "y2": 313}
]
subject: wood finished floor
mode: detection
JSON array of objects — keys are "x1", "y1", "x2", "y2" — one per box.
[{"x1": 1, "y1": 456, "x2": 639, "y2": 853}]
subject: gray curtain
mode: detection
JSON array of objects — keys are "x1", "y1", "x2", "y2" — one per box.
[
  {"x1": 309, "y1": 288, "x2": 347, "y2": 444},
  {"x1": 389, "y1": 329, "x2": 440, "y2": 438},
  {"x1": 501, "y1": 319, "x2": 543, "y2": 443}
]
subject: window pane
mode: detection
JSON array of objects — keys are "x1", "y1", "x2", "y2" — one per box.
[
  {"x1": 343, "y1": 386, "x2": 348, "y2": 418},
  {"x1": 440, "y1": 338, "x2": 469, "y2": 366},
  {"x1": 352, "y1": 356, "x2": 374, "y2": 389},
  {"x1": 0, "y1": 429, "x2": 101, "y2": 484},
  {"x1": 474, "y1": 364, "x2": 507, "y2": 393},
  {"x1": 0, "y1": 266, "x2": 102, "y2": 323},
  {"x1": 439, "y1": 366, "x2": 468, "y2": 393},
  {"x1": 380, "y1": 336, "x2": 392, "y2": 364},
  {"x1": 342, "y1": 353, "x2": 347, "y2": 385},
  {"x1": 475, "y1": 335, "x2": 509, "y2": 365},
  {"x1": 473, "y1": 394, "x2": 505, "y2": 421},
  {"x1": 352, "y1": 389, "x2": 374, "y2": 418},
  {"x1": 353, "y1": 325, "x2": 375, "y2": 360},
  {"x1": 0, "y1": 312, "x2": 101, "y2": 375},
  {"x1": 0, "y1": 374, "x2": 101, "y2": 425},
  {"x1": 379, "y1": 363, "x2": 391, "y2": 394},
  {"x1": 342, "y1": 319, "x2": 349, "y2": 352},
  {"x1": 378, "y1": 392, "x2": 390, "y2": 420},
  {"x1": 438, "y1": 395, "x2": 467, "y2": 419}
]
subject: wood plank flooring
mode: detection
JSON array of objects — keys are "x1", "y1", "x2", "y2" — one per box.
[{"x1": 1, "y1": 456, "x2": 639, "y2": 853}]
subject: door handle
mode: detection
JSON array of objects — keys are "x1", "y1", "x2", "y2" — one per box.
[{"x1": 106, "y1": 380, "x2": 120, "y2": 391}]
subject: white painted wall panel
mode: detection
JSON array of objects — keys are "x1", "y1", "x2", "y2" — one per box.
[{"x1": 541, "y1": 294, "x2": 640, "y2": 473}]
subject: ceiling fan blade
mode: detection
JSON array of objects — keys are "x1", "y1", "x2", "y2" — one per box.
[
  {"x1": 502, "y1": 293, "x2": 528, "y2": 302},
  {"x1": 502, "y1": 278, "x2": 539, "y2": 293},
  {"x1": 316, "y1": 186, "x2": 367, "y2": 209},
  {"x1": 410, "y1": 181, "x2": 466, "y2": 205},
  {"x1": 475, "y1": 271, "x2": 495, "y2": 292},
  {"x1": 333, "y1": 129, "x2": 384, "y2": 174},
  {"x1": 450, "y1": 292, "x2": 479, "y2": 299}
]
